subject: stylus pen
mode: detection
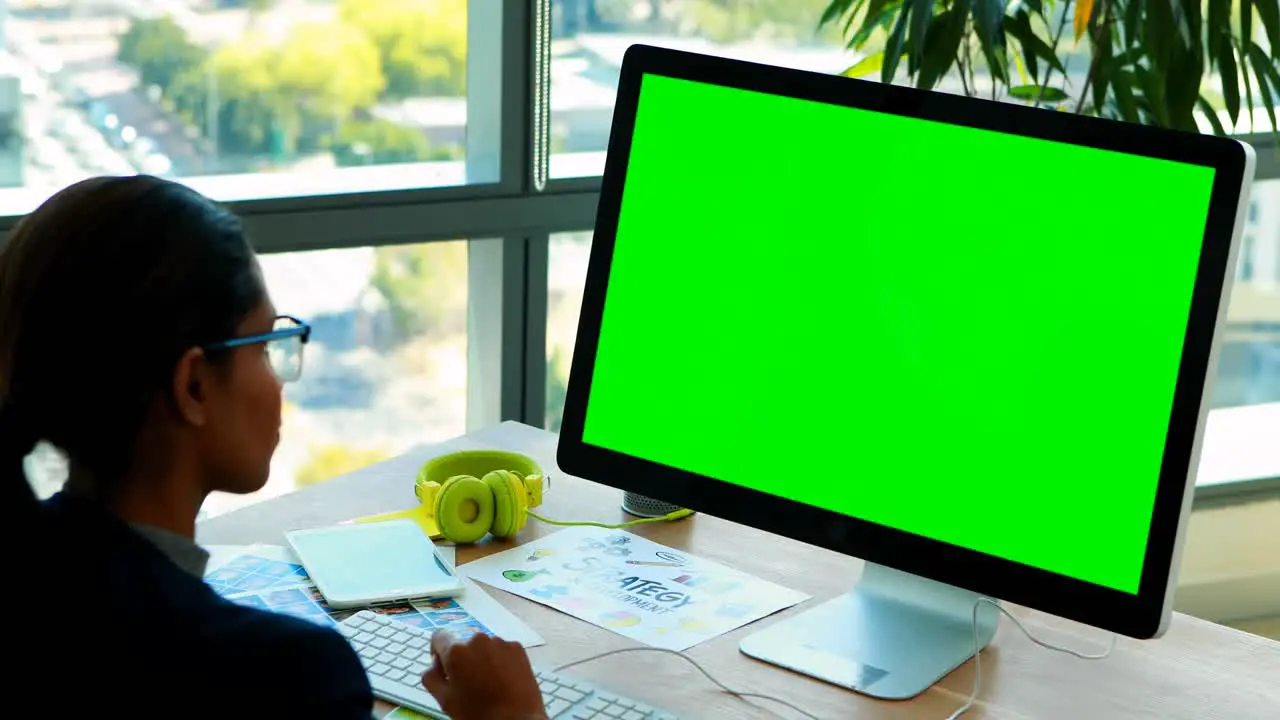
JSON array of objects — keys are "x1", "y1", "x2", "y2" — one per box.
[{"x1": 625, "y1": 560, "x2": 682, "y2": 567}]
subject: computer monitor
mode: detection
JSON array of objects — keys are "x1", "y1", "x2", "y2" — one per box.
[{"x1": 556, "y1": 44, "x2": 1256, "y2": 700}]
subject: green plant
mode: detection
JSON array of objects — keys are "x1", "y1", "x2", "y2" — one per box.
[{"x1": 821, "y1": 0, "x2": 1280, "y2": 134}]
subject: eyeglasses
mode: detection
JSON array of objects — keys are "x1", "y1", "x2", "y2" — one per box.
[{"x1": 204, "y1": 315, "x2": 311, "y2": 383}]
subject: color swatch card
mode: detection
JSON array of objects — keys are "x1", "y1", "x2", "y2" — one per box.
[
  {"x1": 202, "y1": 545, "x2": 536, "y2": 647},
  {"x1": 460, "y1": 527, "x2": 809, "y2": 651}
]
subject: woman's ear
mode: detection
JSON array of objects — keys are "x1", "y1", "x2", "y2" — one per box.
[{"x1": 171, "y1": 347, "x2": 209, "y2": 427}]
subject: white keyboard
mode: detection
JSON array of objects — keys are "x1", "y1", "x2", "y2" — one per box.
[{"x1": 336, "y1": 611, "x2": 680, "y2": 719}]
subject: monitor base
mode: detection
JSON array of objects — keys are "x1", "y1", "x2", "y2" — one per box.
[{"x1": 739, "y1": 562, "x2": 999, "y2": 699}]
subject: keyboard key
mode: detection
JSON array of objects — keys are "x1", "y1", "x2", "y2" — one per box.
[
  {"x1": 547, "y1": 698, "x2": 572, "y2": 717},
  {"x1": 369, "y1": 663, "x2": 392, "y2": 676},
  {"x1": 407, "y1": 662, "x2": 428, "y2": 676},
  {"x1": 375, "y1": 626, "x2": 397, "y2": 638},
  {"x1": 603, "y1": 707, "x2": 626, "y2": 718},
  {"x1": 617, "y1": 699, "x2": 635, "y2": 709},
  {"x1": 377, "y1": 651, "x2": 397, "y2": 663},
  {"x1": 407, "y1": 636, "x2": 427, "y2": 649},
  {"x1": 371, "y1": 638, "x2": 390, "y2": 649},
  {"x1": 392, "y1": 658, "x2": 412, "y2": 670},
  {"x1": 353, "y1": 632, "x2": 375, "y2": 644},
  {"x1": 554, "y1": 687, "x2": 586, "y2": 704},
  {"x1": 387, "y1": 643, "x2": 406, "y2": 654},
  {"x1": 586, "y1": 699, "x2": 608, "y2": 711},
  {"x1": 572, "y1": 710, "x2": 598, "y2": 720},
  {"x1": 622, "y1": 711, "x2": 645, "y2": 720},
  {"x1": 385, "y1": 669, "x2": 406, "y2": 682}
]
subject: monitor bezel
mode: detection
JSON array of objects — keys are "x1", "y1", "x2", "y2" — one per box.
[{"x1": 556, "y1": 44, "x2": 1252, "y2": 639}]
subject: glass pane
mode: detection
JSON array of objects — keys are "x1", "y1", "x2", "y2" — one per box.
[
  {"x1": 24, "y1": 241, "x2": 471, "y2": 516},
  {"x1": 2, "y1": 0, "x2": 477, "y2": 213},
  {"x1": 550, "y1": 0, "x2": 852, "y2": 178},
  {"x1": 546, "y1": 231, "x2": 592, "y2": 430},
  {"x1": 1214, "y1": 179, "x2": 1280, "y2": 409}
]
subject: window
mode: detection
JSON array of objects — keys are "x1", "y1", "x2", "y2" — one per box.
[
  {"x1": 546, "y1": 231, "x2": 592, "y2": 430},
  {"x1": 1215, "y1": 179, "x2": 1280, "y2": 409},
  {"x1": 1239, "y1": 235, "x2": 1256, "y2": 282},
  {"x1": 549, "y1": 0, "x2": 852, "y2": 178},
  {"x1": 24, "y1": 241, "x2": 471, "y2": 518},
  {"x1": 218, "y1": 241, "x2": 470, "y2": 517},
  {"x1": 1, "y1": 0, "x2": 483, "y2": 215}
]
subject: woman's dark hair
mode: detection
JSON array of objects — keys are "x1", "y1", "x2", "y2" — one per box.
[{"x1": 0, "y1": 176, "x2": 265, "y2": 503}]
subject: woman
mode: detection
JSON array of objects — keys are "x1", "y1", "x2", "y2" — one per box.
[{"x1": 1, "y1": 176, "x2": 545, "y2": 719}]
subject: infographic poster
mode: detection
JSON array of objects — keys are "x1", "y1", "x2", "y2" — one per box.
[{"x1": 461, "y1": 527, "x2": 809, "y2": 651}]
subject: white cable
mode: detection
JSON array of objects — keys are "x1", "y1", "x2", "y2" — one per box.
[
  {"x1": 554, "y1": 598, "x2": 1117, "y2": 720},
  {"x1": 552, "y1": 646, "x2": 822, "y2": 720},
  {"x1": 945, "y1": 598, "x2": 1118, "y2": 720}
]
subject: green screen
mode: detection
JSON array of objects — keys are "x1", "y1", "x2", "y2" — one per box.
[{"x1": 581, "y1": 74, "x2": 1218, "y2": 594}]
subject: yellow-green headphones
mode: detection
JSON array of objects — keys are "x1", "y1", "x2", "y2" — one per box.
[{"x1": 414, "y1": 449, "x2": 692, "y2": 544}]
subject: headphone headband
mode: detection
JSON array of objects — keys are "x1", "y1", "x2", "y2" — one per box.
[{"x1": 415, "y1": 450, "x2": 546, "y2": 504}]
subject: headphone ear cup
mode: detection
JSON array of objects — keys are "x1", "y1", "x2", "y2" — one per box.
[
  {"x1": 484, "y1": 470, "x2": 529, "y2": 540},
  {"x1": 435, "y1": 475, "x2": 495, "y2": 544}
]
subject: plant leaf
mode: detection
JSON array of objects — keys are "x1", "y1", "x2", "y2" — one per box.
[
  {"x1": 1247, "y1": 42, "x2": 1279, "y2": 134},
  {"x1": 1255, "y1": 0, "x2": 1280, "y2": 58},
  {"x1": 1074, "y1": 0, "x2": 1095, "y2": 42},
  {"x1": 1242, "y1": 0, "x2": 1254, "y2": 49},
  {"x1": 882, "y1": 10, "x2": 911, "y2": 83},
  {"x1": 1197, "y1": 95, "x2": 1228, "y2": 135},
  {"x1": 1011, "y1": 42, "x2": 1030, "y2": 84},
  {"x1": 1092, "y1": 30, "x2": 1113, "y2": 118},
  {"x1": 1008, "y1": 84, "x2": 1070, "y2": 101},
  {"x1": 1208, "y1": 0, "x2": 1230, "y2": 67},
  {"x1": 1218, "y1": 37, "x2": 1241, "y2": 122},
  {"x1": 1135, "y1": 66, "x2": 1171, "y2": 126},
  {"x1": 1113, "y1": 70, "x2": 1140, "y2": 122},
  {"x1": 918, "y1": 1, "x2": 969, "y2": 90},
  {"x1": 852, "y1": 0, "x2": 902, "y2": 47},
  {"x1": 843, "y1": 52, "x2": 889, "y2": 77},
  {"x1": 972, "y1": 0, "x2": 1009, "y2": 83},
  {"x1": 820, "y1": 0, "x2": 858, "y2": 27},
  {"x1": 908, "y1": 0, "x2": 938, "y2": 76},
  {"x1": 1003, "y1": 11, "x2": 1067, "y2": 77},
  {"x1": 1237, "y1": 39, "x2": 1256, "y2": 131},
  {"x1": 1123, "y1": 0, "x2": 1141, "y2": 44}
]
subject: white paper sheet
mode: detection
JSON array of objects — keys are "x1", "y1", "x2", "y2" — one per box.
[{"x1": 461, "y1": 527, "x2": 809, "y2": 651}]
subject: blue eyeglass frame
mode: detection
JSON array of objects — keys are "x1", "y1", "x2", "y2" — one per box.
[{"x1": 204, "y1": 314, "x2": 312, "y2": 352}]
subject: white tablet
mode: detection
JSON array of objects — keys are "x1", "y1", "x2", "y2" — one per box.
[{"x1": 286, "y1": 519, "x2": 465, "y2": 609}]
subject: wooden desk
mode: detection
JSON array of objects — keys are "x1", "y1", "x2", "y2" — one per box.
[{"x1": 199, "y1": 422, "x2": 1280, "y2": 719}]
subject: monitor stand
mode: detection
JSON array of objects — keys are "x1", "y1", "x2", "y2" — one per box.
[{"x1": 739, "y1": 562, "x2": 1000, "y2": 699}]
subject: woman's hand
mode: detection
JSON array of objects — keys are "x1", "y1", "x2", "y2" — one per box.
[{"x1": 422, "y1": 629, "x2": 548, "y2": 720}]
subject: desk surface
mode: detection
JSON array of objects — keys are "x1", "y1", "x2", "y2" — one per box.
[{"x1": 199, "y1": 422, "x2": 1280, "y2": 720}]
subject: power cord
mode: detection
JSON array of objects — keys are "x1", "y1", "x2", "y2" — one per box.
[
  {"x1": 527, "y1": 508, "x2": 693, "y2": 530},
  {"x1": 552, "y1": 646, "x2": 822, "y2": 720},
  {"x1": 945, "y1": 598, "x2": 1117, "y2": 720},
  {"x1": 552, "y1": 598, "x2": 1118, "y2": 720}
]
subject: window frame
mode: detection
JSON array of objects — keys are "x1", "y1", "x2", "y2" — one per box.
[{"x1": 0, "y1": 1, "x2": 1275, "y2": 504}]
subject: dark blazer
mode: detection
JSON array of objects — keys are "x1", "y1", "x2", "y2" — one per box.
[{"x1": 18, "y1": 491, "x2": 374, "y2": 718}]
